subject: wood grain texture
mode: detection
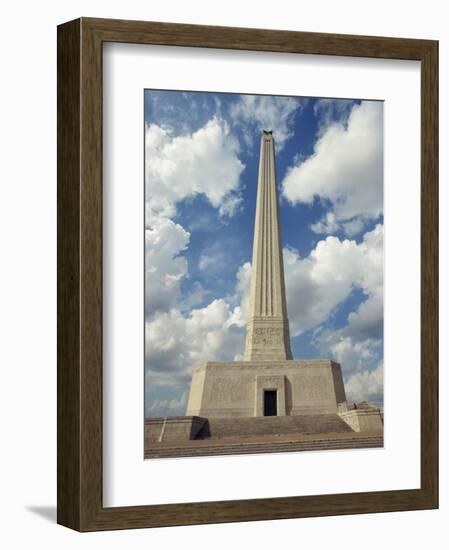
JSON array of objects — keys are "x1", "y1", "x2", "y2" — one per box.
[
  {"x1": 57, "y1": 18, "x2": 81, "y2": 531},
  {"x1": 57, "y1": 17, "x2": 439, "y2": 532},
  {"x1": 420, "y1": 40, "x2": 439, "y2": 504}
]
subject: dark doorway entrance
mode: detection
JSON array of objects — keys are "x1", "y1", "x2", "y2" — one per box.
[{"x1": 264, "y1": 390, "x2": 277, "y2": 416}]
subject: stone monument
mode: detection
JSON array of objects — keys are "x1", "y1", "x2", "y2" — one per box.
[
  {"x1": 186, "y1": 131, "x2": 349, "y2": 420},
  {"x1": 145, "y1": 131, "x2": 383, "y2": 451}
]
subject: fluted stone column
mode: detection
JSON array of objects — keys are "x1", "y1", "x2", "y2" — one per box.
[{"x1": 244, "y1": 131, "x2": 293, "y2": 361}]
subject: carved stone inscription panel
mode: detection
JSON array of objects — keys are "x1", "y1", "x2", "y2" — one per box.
[{"x1": 252, "y1": 327, "x2": 283, "y2": 346}]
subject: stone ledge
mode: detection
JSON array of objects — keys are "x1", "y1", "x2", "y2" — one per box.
[
  {"x1": 145, "y1": 432, "x2": 384, "y2": 459},
  {"x1": 339, "y1": 408, "x2": 384, "y2": 432},
  {"x1": 145, "y1": 416, "x2": 208, "y2": 444},
  {"x1": 192, "y1": 359, "x2": 341, "y2": 373},
  {"x1": 187, "y1": 360, "x2": 347, "y2": 418}
]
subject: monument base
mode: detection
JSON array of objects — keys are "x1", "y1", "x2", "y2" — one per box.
[
  {"x1": 186, "y1": 359, "x2": 348, "y2": 418},
  {"x1": 145, "y1": 416, "x2": 208, "y2": 444},
  {"x1": 339, "y1": 404, "x2": 384, "y2": 433}
]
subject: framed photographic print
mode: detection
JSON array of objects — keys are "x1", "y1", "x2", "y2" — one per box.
[
  {"x1": 142, "y1": 89, "x2": 385, "y2": 460},
  {"x1": 57, "y1": 17, "x2": 438, "y2": 531}
]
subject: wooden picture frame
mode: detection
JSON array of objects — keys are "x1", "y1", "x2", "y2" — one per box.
[{"x1": 57, "y1": 17, "x2": 438, "y2": 531}]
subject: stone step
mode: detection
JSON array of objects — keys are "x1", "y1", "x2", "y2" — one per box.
[
  {"x1": 145, "y1": 435, "x2": 383, "y2": 459},
  {"x1": 199, "y1": 414, "x2": 353, "y2": 440}
]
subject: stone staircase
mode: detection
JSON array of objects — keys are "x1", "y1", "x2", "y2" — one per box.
[
  {"x1": 197, "y1": 414, "x2": 353, "y2": 440},
  {"x1": 145, "y1": 433, "x2": 383, "y2": 459}
]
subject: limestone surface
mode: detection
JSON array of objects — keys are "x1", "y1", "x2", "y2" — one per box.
[
  {"x1": 186, "y1": 360, "x2": 348, "y2": 418},
  {"x1": 244, "y1": 131, "x2": 293, "y2": 361}
]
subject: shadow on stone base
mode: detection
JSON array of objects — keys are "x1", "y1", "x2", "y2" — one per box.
[{"x1": 145, "y1": 416, "x2": 208, "y2": 444}]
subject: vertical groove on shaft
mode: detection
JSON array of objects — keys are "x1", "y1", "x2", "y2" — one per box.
[{"x1": 244, "y1": 132, "x2": 293, "y2": 360}]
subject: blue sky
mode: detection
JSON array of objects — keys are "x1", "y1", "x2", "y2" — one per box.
[{"x1": 144, "y1": 89, "x2": 384, "y2": 417}]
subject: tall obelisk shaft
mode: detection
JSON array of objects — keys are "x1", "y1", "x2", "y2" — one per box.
[{"x1": 244, "y1": 131, "x2": 293, "y2": 361}]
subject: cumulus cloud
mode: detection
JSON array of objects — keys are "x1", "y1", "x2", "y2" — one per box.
[
  {"x1": 145, "y1": 217, "x2": 190, "y2": 318},
  {"x1": 144, "y1": 95, "x2": 384, "y2": 413},
  {"x1": 315, "y1": 328, "x2": 381, "y2": 373},
  {"x1": 230, "y1": 95, "x2": 303, "y2": 151},
  {"x1": 145, "y1": 389, "x2": 188, "y2": 417},
  {"x1": 310, "y1": 212, "x2": 366, "y2": 237},
  {"x1": 282, "y1": 101, "x2": 383, "y2": 235},
  {"x1": 145, "y1": 298, "x2": 246, "y2": 386},
  {"x1": 198, "y1": 240, "x2": 229, "y2": 275},
  {"x1": 144, "y1": 113, "x2": 250, "y2": 401},
  {"x1": 234, "y1": 262, "x2": 252, "y2": 320},
  {"x1": 346, "y1": 292, "x2": 383, "y2": 342},
  {"x1": 283, "y1": 224, "x2": 383, "y2": 336},
  {"x1": 145, "y1": 117, "x2": 245, "y2": 219},
  {"x1": 145, "y1": 258, "x2": 252, "y2": 399},
  {"x1": 344, "y1": 361, "x2": 383, "y2": 405},
  {"x1": 145, "y1": 225, "x2": 383, "y2": 413},
  {"x1": 298, "y1": 225, "x2": 384, "y2": 403},
  {"x1": 146, "y1": 91, "x2": 217, "y2": 137},
  {"x1": 313, "y1": 98, "x2": 356, "y2": 136},
  {"x1": 311, "y1": 278, "x2": 383, "y2": 403},
  {"x1": 282, "y1": 224, "x2": 383, "y2": 404},
  {"x1": 231, "y1": 225, "x2": 383, "y2": 340}
]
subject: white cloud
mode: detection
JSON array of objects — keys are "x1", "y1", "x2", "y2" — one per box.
[
  {"x1": 230, "y1": 95, "x2": 303, "y2": 150},
  {"x1": 145, "y1": 390, "x2": 188, "y2": 417},
  {"x1": 310, "y1": 212, "x2": 366, "y2": 237},
  {"x1": 198, "y1": 254, "x2": 215, "y2": 272},
  {"x1": 145, "y1": 254, "x2": 251, "y2": 393},
  {"x1": 282, "y1": 101, "x2": 383, "y2": 234},
  {"x1": 332, "y1": 337, "x2": 376, "y2": 369},
  {"x1": 234, "y1": 261, "x2": 252, "y2": 320},
  {"x1": 144, "y1": 112, "x2": 250, "y2": 394},
  {"x1": 283, "y1": 224, "x2": 383, "y2": 406},
  {"x1": 232, "y1": 225, "x2": 383, "y2": 339},
  {"x1": 315, "y1": 327, "x2": 381, "y2": 373},
  {"x1": 145, "y1": 217, "x2": 190, "y2": 318},
  {"x1": 311, "y1": 285, "x2": 383, "y2": 397},
  {"x1": 145, "y1": 117, "x2": 245, "y2": 219},
  {"x1": 144, "y1": 97, "x2": 385, "y2": 414},
  {"x1": 283, "y1": 224, "x2": 383, "y2": 336},
  {"x1": 197, "y1": 240, "x2": 228, "y2": 274},
  {"x1": 297, "y1": 224, "x2": 384, "y2": 404},
  {"x1": 346, "y1": 291, "x2": 383, "y2": 342},
  {"x1": 313, "y1": 98, "x2": 356, "y2": 135},
  {"x1": 310, "y1": 212, "x2": 340, "y2": 235},
  {"x1": 145, "y1": 298, "x2": 246, "y2": 386},
  {"x1": 344, "y1": 361, "x2": 383, "y2": 404},
  {"x1": 341, "y1": 218, "x2": 366, "y2": 237},
  {"x1": 145, "y1": 225, "x2": 384, "y2": 412},
  {"x1": 181, "y1": 281, "x2": 209, "y2": 310}
]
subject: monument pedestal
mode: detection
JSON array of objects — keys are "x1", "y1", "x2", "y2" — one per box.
[
  {"x1": 339, "y1": 404, "x2": 384, "y2": 432},
  {"x1": 186, "y1": 359, "x2": 348, "y2": 418}
]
